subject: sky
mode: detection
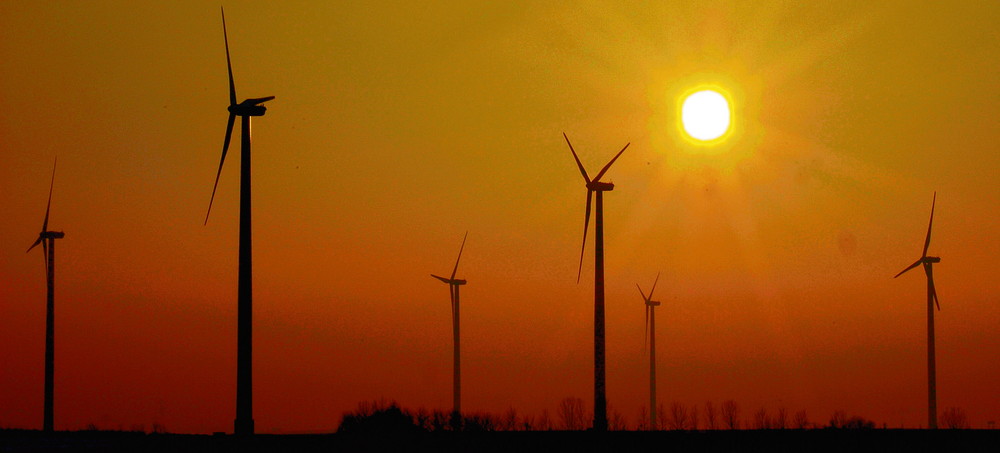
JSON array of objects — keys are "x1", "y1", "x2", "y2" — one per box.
[{"x1": 1, "y1": 0, "x2": 998, "y2": 433}]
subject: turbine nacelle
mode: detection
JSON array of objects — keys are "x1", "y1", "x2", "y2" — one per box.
[
  {"x1": 587, "y1": 181, "x2": 615, "y2": 191},
  {"x1": 431, "y1": 274, "x2": 467, "y2": 286},
  {"x1": 924, "y1": 256, "x2": 941, "y2": 264},
  {"x1": 229, "y1": 96, "x2": 275, "y2": 117},
  {"x1": 646, "y1": 300, "x2": 661, "y2": 307},
  {"x1": 42, "y1": 231, "x2": 65, "y2": 239}
]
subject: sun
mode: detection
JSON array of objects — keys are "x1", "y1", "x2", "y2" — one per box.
[{"x1": 681, "y1": 89, "x2": 731, "y2": 143}]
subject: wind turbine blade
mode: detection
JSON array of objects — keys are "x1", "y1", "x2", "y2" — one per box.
[
  {"x1": 27, "y1": 236, "x2": 43, "y2": 253},
  {"x1": 450, "y1": 285, "x2": 457, "y2": 317},
  {"x1": 593, "y1": 142, "x2": 630, "y2": 182},
  {"x1": 42, "y1": 157, "x2": 56, "y2": 232},
  {"x1": 577, "y1": 190, "x2": 592, "y2": 283},
  {"x1": 643, "y1": 305, "x2": 649, "y2": 352},
  {"x1": 649, "y1": 271, "x2": 661, "y2": 300},
  {"x1": 563, "y1": 133, "x2": 590, "y2": 184},
  {"x1": 929, "y1": 276, "x2": 940, "y2": 311},
  {"x1": 222, "y1": 7, "x2": 236, "y2": 106},
  {"x1": 247, "y1": 96, "x2": 276, "y2": 105},
  {"x1": 893, "y1": 259, "x2": 922, "y2": 278},
  {"x1": 42, "y1": 239, "x2": 49, "y2": 279},
  {"x1": 922, "y1": 192, "x2": 936, "y2": 258},
  {"x1": 205, "y1": 113, "x2": 236, "y2": 225},
  {"x1": 431, "y1": 274, "x2": 451, "y2": 284},
  {"x1": 451, "y1": 231, "x2": 468, "y2": 280},
  {"x1": 636, "y1": 284, "x2": 647, "y2": 302},
  {"x1": 925, "y1": 265, "x2": 941, "y2": 311}
]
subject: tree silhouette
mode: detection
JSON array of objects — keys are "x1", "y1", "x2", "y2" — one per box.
[
  {"x1": 941, "y1": 407, "x2": 970, "y2": 429},
  {"x1": 793, "y1": 410, "x2": 810, "y2": 429},
  {"x1": 536, "y1": 409, "x2": 553, "y2": 431},
  {"x1": 828, "y1": 410, "x2": 848, "y2": 429},
  {"x1": 607, "y1": 404, "x2": 628, "y2": 431},
  {"x1": 501, "y1": 407, "x2": 519, "y2": 431},
  {"x1": 775, "y1": 407, "x2": 788, "y2": 429},
  {"x1": 752, "y1": 407, "x2": 771, "y2": 430},
  {"x1": 337, "y1": 400, "x2": 422, "y2": 434},
  {"x1": 704, "y1": 401, "x2": 717, "y2": 430},
  {"x1": 828, "y1": 410, "x2": 874, "y2": 429},
  {"x1": 669, "y1": 402, "x2": 689, "y2": 430},
  {"x1": 688, "y1": 404, "x2": 700, "y2": 430},
  {"x1": 636, "y1": 406, "x2": 650, "y2": 431},
  {"x1": 721, "y1": 400, "x2": 741, "y2": 430},
  {"x1": 557, "y1": 397, "x2": 587, "y2": 430}
]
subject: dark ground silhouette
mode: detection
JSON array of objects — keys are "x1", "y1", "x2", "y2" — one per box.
[{"x1": 2, "y1": 428, "x2": 997, "y2": 453}]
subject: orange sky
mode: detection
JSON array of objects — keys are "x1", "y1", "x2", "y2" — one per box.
[{"x1": 1, "y1": 1, "x2": 998, "y2": 433}]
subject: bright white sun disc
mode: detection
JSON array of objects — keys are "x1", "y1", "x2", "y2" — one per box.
[{"x1": 681, "y1": 90, "x2": 730, "y2": 141}]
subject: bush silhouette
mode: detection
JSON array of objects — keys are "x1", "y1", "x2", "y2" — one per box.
[{"x1": 338, "y1": 400, "x2": 423, "y2": 434}]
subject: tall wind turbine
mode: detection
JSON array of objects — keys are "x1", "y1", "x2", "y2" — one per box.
[
  {"x1": 431, "y1": 232, "x2": 468, "y2": 430},
  {"x1": 894, "y1": 192, "x2": 942, "y2": 430},
  {"x1": 564, "y1": 133, "x2": 629, "y2": 431},
  {"x1": 637, "y1": 273, "x2": 661, "y2": 430},
  {"x1": 26, "y1": 159, "x2": 63, "y2": 433},
  {"x1": 204, "y1": 7, "x2": 275, "y2": 436}
]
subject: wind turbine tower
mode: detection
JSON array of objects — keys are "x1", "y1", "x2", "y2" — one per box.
[
  {"x1": 894, "y1": 192, "x2": 942, "y2": 430},
  {"x1": 431, "y1": 232, "x2": 468, "y2": 429},
  {"x1": 564, "y1": 133, "x2": 629, "y2": 431},
  {"x1": 26, "y1": 159, "x2": 63, "y2": 433},
  {"x1": 204, "y1": 7, "x2": 275, "y2": 436},
  {"x1": 637, "y1": 273, "x2": 661, "y2": 429}
]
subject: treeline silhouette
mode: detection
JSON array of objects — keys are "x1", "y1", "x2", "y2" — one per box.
[{"x1": 337, "y1": 398, "x2": 975, "y2": 432}]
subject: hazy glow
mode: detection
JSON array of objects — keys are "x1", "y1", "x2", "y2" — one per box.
[{"x1": 681, "y1": 90, "x2": 731, "y2": 141}]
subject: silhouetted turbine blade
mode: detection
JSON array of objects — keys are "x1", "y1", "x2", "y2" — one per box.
[
  {"x1": 649, "y1": 271, "x2": 660, "y2": 301},
  {"x1": 636, "y1": 283, "x2": 647, "y2": 302},
  {"x1": 564, "y1": 133, "x2": 590, "y2": 184},
  {"x1": 451, "y1": 231, "x2": 468, "y2": 280},
  {"x1": 643, "y1": 305, "x2": 649, "y2": 352},
  {"x1": 922, "y1": 192, "x2": 936, "y2": 258},
  {"x1": 27, "y1": 235, "x2": 43, "y2": 253},
  {"x1": 205, "y1": 113, "x2": 236, "y2": 225},
  {"x1": 577, "y1": 189, "x2": 592, "y2": 283},
  {"x1": 431, "y1": 274, "x2": 451, "y2": 284},
  {"x1": 450, "y1": 284, "x2": 456, "y2": 317},
  {"x1": 927, "y1": 270, "x2": 941, "y2": 311},
  {"x1": 222, "y1": 7, "x2": 236, "y2": 107},
  {"x1": 42, "y1": 157, "x2": 56, "y2": 233},
  {"x1": 894, "y1": 259, "x2": 922, "y2": 278},
  {"x1": 247, "y1": 96, "x2": 275, "y2": 105},
  {"x1": 593, "y1": 143, "x2": 629, "y2": 182}
]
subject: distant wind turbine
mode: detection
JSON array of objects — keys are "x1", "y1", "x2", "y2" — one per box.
[
  {"x1": 203, "y1": 7, "x2": 275, "y2": 436},
  {"x1": 637, "y1": 273, "x2": 661, "y2": 430},
  {"x1": 26, "y1": 158, "x2": 63, "y2": 433},
  {"x1": 431, "y1": 232, "x2": 468, "y2": 430},
  {"x1": 564, "y1": 133, "x2": 629, "y2": 432},
  {"x1": 894, "y1": 192, "x2": 942, "y2": 430}
]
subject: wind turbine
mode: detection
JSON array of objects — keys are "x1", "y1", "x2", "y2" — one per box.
[
  {"x1": 431, "y1": 232, "x2": 468, "y2": 430},
  {"x1": 564, "y1": 132, "x2": 629, "y2": 432},
  {"x1": 26, "y1": 158, "x2": 63, "y2": 433},
  {"x1": 203, "y1": 7, "x2": 275, "y2": 436},
  {"x1": 637, "y1": 273, "x2": 661, "y2": 430},
  {"x1": 894, "y1": 192, "x2": 942, "y2": 430}
]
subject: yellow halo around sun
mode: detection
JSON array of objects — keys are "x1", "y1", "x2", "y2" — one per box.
[{"x1": 680, "y1": 88, "x2": 733, "y2": 144}]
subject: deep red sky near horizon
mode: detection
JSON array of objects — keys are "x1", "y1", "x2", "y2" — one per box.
[{"x1": 1, "y1": 1, "x2": 998, "y2": 433}]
